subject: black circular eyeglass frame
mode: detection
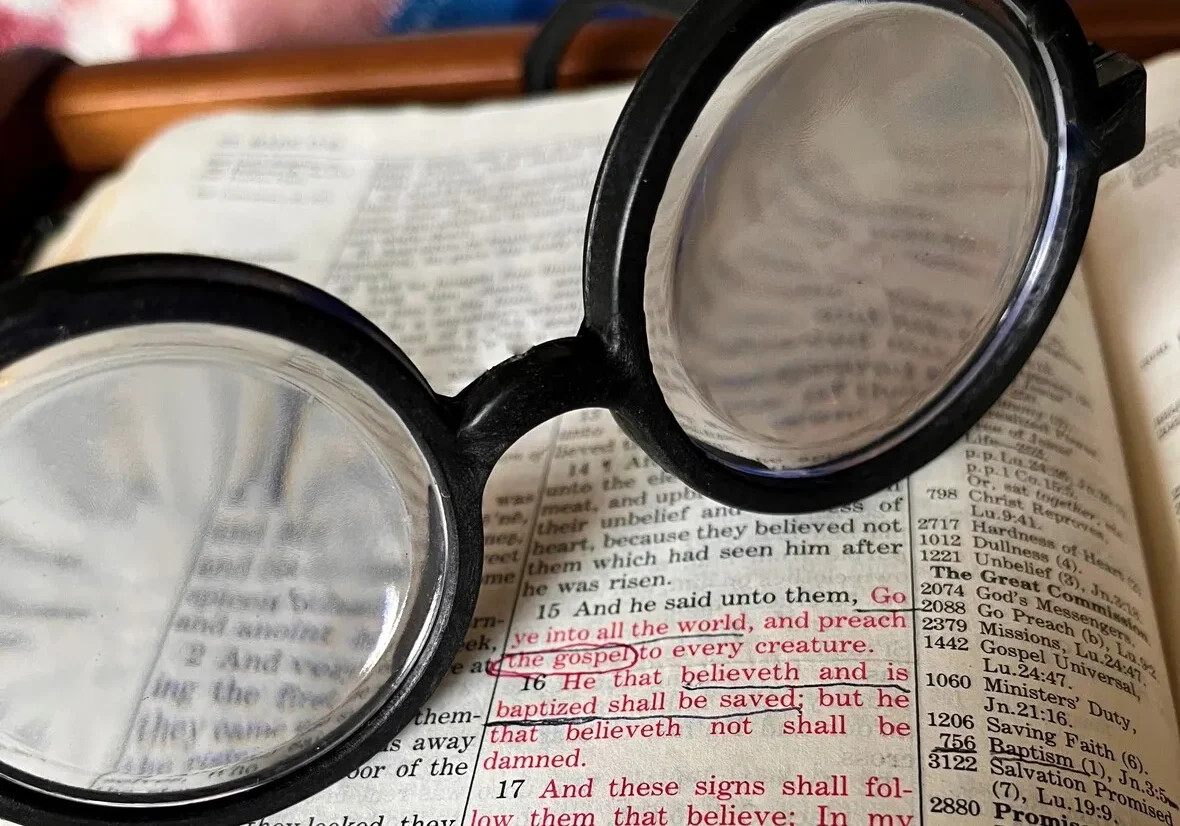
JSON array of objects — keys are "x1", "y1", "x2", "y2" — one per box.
[{"x1": 0, "y1": 0, "x2": 1146, "y2": 824}]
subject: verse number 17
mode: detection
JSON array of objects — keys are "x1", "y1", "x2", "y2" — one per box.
[{"x1": 497, "y1": 779, "x2": 525, "y2": 799}]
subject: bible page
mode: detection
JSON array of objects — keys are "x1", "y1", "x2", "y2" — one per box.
[
  {"x1": 1081, "y1": 51, "x2": 1180, "y2": 714},
  {"x1": 22, "y1": 87, "x2": 1180, "y2": 826}
]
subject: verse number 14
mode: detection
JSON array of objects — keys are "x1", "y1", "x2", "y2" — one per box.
[{"x1": 497, "y1": 779, "x2": 525, "y2": 799}]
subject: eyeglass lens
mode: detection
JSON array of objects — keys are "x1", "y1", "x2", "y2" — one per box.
[
  {"x1": 0, "y1": 324, "x2": 447, "y2": 800},
  {"x1": 645, "y1": 0, "x2": 1051, "y2": 474}
]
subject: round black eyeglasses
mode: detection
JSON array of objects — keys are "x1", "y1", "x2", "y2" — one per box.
[{"x1": 0, "y1": 0, "x2": 1147, "y2": 823}]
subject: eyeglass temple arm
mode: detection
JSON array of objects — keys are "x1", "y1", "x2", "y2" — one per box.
[
  {"x1": 1091, "y1": 44, "x2": 1148, "y2": 174},
  {"x1": 0, "y1": 49, "x2": 75, "y2": 279},
  {"x1": 524, "y1": 0, "x2": 692, "y2": 94}
]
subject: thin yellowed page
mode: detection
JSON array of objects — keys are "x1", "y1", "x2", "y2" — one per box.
[
  {"x1": 22, "y1": 89, "x2": 1180, "y2": 825},
  {"x1": 1082, "y1": 52, "x2": 1180, "y2": 715}
]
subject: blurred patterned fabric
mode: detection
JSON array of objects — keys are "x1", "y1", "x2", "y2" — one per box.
[{"x1": 0, "y1": 0, "x2": 563, "y2": 63}]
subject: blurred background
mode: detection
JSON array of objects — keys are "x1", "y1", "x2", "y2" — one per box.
[
  {"x1": 0, "y1": 0, "x2": 1172, "y2": 69},
  {"x1": 0, "y1": 0, "x2": 586, "y2": 64}
]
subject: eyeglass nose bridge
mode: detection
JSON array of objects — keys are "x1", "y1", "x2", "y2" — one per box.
[{"x1": 452, "y1": 332, "x2": 631, "y2": 478}]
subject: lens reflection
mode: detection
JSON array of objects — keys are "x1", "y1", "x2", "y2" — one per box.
[
  {"x1": 645, "y1": 0, "x2": 1052, "y2": 474},
  {"x1": 0, "y1": 325, "x2": 445, "y2": 799}
]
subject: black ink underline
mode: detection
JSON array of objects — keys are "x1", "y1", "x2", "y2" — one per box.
[
  {"x1": 685, "y1": 681, "x2": 911, "y2": 694},
  {"x1": 504, "y1": 632, "x2": 743, "y2": 657},
  {"x1": 486, "y1": 707, "x2": 802, "y2": 728},
  {"x1": 990, "y1": 755, "x2": 1091, "y2": 777}
]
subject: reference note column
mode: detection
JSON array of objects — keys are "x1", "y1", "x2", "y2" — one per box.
[{"x1": 908, "y1": 285, "x2": 1180, "y2": 826}]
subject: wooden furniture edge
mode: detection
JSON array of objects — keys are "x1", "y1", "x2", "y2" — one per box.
[
  {"x1": 0, "y1": 0, "x2": 1177, "y2": 184},
  {"x1": 46, "y1": 19, "x2": 671, "y2": 172},
  {"x1": 37, "y1": 1, "x2": 1180, "y2": 174}
]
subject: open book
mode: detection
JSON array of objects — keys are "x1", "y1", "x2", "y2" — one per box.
[{"x1": 20, "y1": 51, "x2": 1180, "y2": 826}]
